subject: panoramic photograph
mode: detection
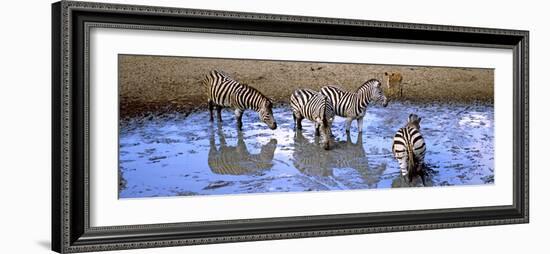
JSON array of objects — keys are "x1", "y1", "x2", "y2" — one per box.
[{"x1": 118, "y1": 55, "x2": 494, "y2": 199}]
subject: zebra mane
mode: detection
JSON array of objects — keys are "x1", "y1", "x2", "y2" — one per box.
[
  {"x1": 237, "y1": 80, "x2": 272, "y2": 108},
  {"x1": 202, "y1": 69, "x2": 233, "y2": 87},
  {"x1": 325, "y1": 84, "x2": 342, "y2": 89},
  {"x1": 356, "y1": 79, "x2": 381, "y2": 93},
  {"x1": 212, "y1": 69, "x2": 233, "y2": 80},
  {"x1": 242, "y1": 83, "x2": 265, "y2": 96},
  {"x1": 210, "y1": 69, "x2": 271, "y2": 108}
]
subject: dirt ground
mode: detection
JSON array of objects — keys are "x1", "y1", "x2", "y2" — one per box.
[{"x1": 119, "y1": 55, "x2": 494, "y2": 117}]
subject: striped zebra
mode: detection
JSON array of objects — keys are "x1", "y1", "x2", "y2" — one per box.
[
  {"x1": 320, "y1": 79, "x2": 388, "y2": 133},
  {"x1": 392, "y1": 114, "x2": 427, "y2": 185},
  {"x1": 290, "y1": 88, "x2": 334, "y2": 150},
  {"x1": 202, "y1": 70, "x2": 277, "y2": 130}
]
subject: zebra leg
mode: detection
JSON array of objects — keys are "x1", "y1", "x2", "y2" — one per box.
[
  {"x1": 357, "y1": 116, "x2": 364, "y2": 133},
  {"x1": 420, "y1": 172, "x2": 426, "y2": 186},
  {"x1": 419, "y1": 161, "x2": 427, "y2": 186},
  {"x1": 315, "y1": 123, "x2": 320, "y2": 136},
  {"x1": 294, "y1": 113, "x2": 303, "y2": 130},
  {"x1": 346, "y1": 131, "x2": 352, "y2": 143},
  {"x1": 235, "y1": 109, "x2": 243, "y2": 130},
  {"x1": 208, "y1": 100, "x2": 214, "y2": 122},
  {"x1": 345, "y1": 118, "x2": 353, "y2": 133},
  {"x1": 216, "y1": 106, "x2": 223, "y2": 122}
]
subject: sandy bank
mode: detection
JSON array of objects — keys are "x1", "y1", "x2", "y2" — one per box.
[{"x1": 119, "y1": 55, "x2": 493, "y2": 117}]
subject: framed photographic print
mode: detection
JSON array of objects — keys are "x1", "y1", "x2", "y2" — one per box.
[{"x1": 51, "y1": 1, "x2": 529, "y2": 253}]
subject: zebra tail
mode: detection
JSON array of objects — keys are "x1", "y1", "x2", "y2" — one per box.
[
  {"x1": 407, "y1": 143, "x2": 415, "y2": 183},
  {"x1": 201, "y1": 74, "x2": 214, "y2": 100},
  {"x1": 321, "y1": 96, "x2": 329, "y2": 127},
  {"x1": 201, "y1": 74, "x2": 210, "y2": 87},
  {"x1": 322, "y1": 115, "x2": 328, "y2": 128}
]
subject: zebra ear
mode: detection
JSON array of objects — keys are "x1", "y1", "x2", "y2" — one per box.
[{"x1": 418, "y1": 117, "x2": 422, "y2": 123}]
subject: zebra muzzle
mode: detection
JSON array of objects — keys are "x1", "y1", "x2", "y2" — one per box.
[{"x1": 322, "y1": 141, "x2": 330, "y2": 150}]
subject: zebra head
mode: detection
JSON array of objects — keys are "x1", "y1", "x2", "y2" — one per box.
[
  {"x1": 372, "y1": 79, "x2": 389, "y2": 107},
  {"x1": 358, "y1": 79, "x2": 388, "y2": 107},
  {"x1": 407, "y1": 113, "x2": 422, "y2": 129},
  {"x1": 259, "y1": 99, "x2": 277, "y2": 130},
  {"x1": 319, "y1": 117, "x2": 331, "y2": 150},
  {"x1": 319, "y1": 96, "x2": 334, "y2": 150}
]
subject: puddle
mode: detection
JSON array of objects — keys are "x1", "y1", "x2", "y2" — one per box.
[{"x1": 119, "y1": 101, "x2": 494, "y2": 198}]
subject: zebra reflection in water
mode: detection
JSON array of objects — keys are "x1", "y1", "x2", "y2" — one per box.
[
  {"x1": 208, "y1": 125, "x2": 278, "y2": 175},
  {"x1": 292, "y1": 130, "x2": 386, "y2": 188}
]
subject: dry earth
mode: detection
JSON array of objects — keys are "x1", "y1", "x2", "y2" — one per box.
[{"x1": 119, "y1": 55, "x2": 494, "y2": 117}]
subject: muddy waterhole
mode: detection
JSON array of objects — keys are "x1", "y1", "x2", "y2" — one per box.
[{"x1": 119, "y1": 102, "x2": 494, "y2": 198}]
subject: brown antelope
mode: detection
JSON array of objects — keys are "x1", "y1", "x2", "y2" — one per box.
[{"x1": 384, "y1": 72, "x2": 404, "y2": 98}]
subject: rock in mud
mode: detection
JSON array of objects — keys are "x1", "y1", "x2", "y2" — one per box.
[{"x1": 203, "y1": 181, "x2": 233, "y2": 190}]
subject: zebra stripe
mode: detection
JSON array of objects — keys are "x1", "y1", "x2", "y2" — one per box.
[
  {"x1": 392, "y1": 114, "x2": 426, "y2": 184},
  {"x1": 290, "y1": 88, "x2": 335, "y2": 150},
  {"x1": 320, "y1": 79, "x2": 388, "y2": 133},
  {"x1": 203, "y1": 70, "x2": 276, "y2": 130}
]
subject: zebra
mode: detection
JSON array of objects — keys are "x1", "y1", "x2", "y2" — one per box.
[
  {"x1": 320, "y1": 79, "x2": 388, "y2": 133},
  {"x1": 208, "y1": 125, "x2": 277, "y2": 175},
  {"x1": 392, "y1": 114, "x2": 427, "y2": 185},
  {"x1": 290, "y1": 88, "x2": 334, "y2": 150},
  {"x1": 202, "y1": 70, "x2": 277, "y2": 130}
]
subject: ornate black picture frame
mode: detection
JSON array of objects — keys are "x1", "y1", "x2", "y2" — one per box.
[{"x1": 52, "y1": 1, "x2": 529, "y2": 253}]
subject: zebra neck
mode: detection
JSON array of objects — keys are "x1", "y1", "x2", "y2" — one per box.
[
  {"x1": 248, "y1": 98, "x2": 262, "y2": 112},
  {"x1": 238, "y1": 87, "x2": 263, "y2": 112},
  {"x1": 355, "y1": 92, "x2": 370, "y2": 109},
  {"x1": 406, "y1": 125, "x2": 419, "y2": 132}
]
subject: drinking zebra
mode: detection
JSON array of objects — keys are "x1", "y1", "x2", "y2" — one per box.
[
  {"x1": 290, "y1": 88, "x2": 334, "y2": 150},
  {"x1": 392, "y1": 114, "x2": 427, "y2": 185},
  {"x1": 202, "y1": 70, "x2": 277, "y2": 130},
  {"x1": 320, "y1": 79, "x2": 388, "y2": 133}
]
